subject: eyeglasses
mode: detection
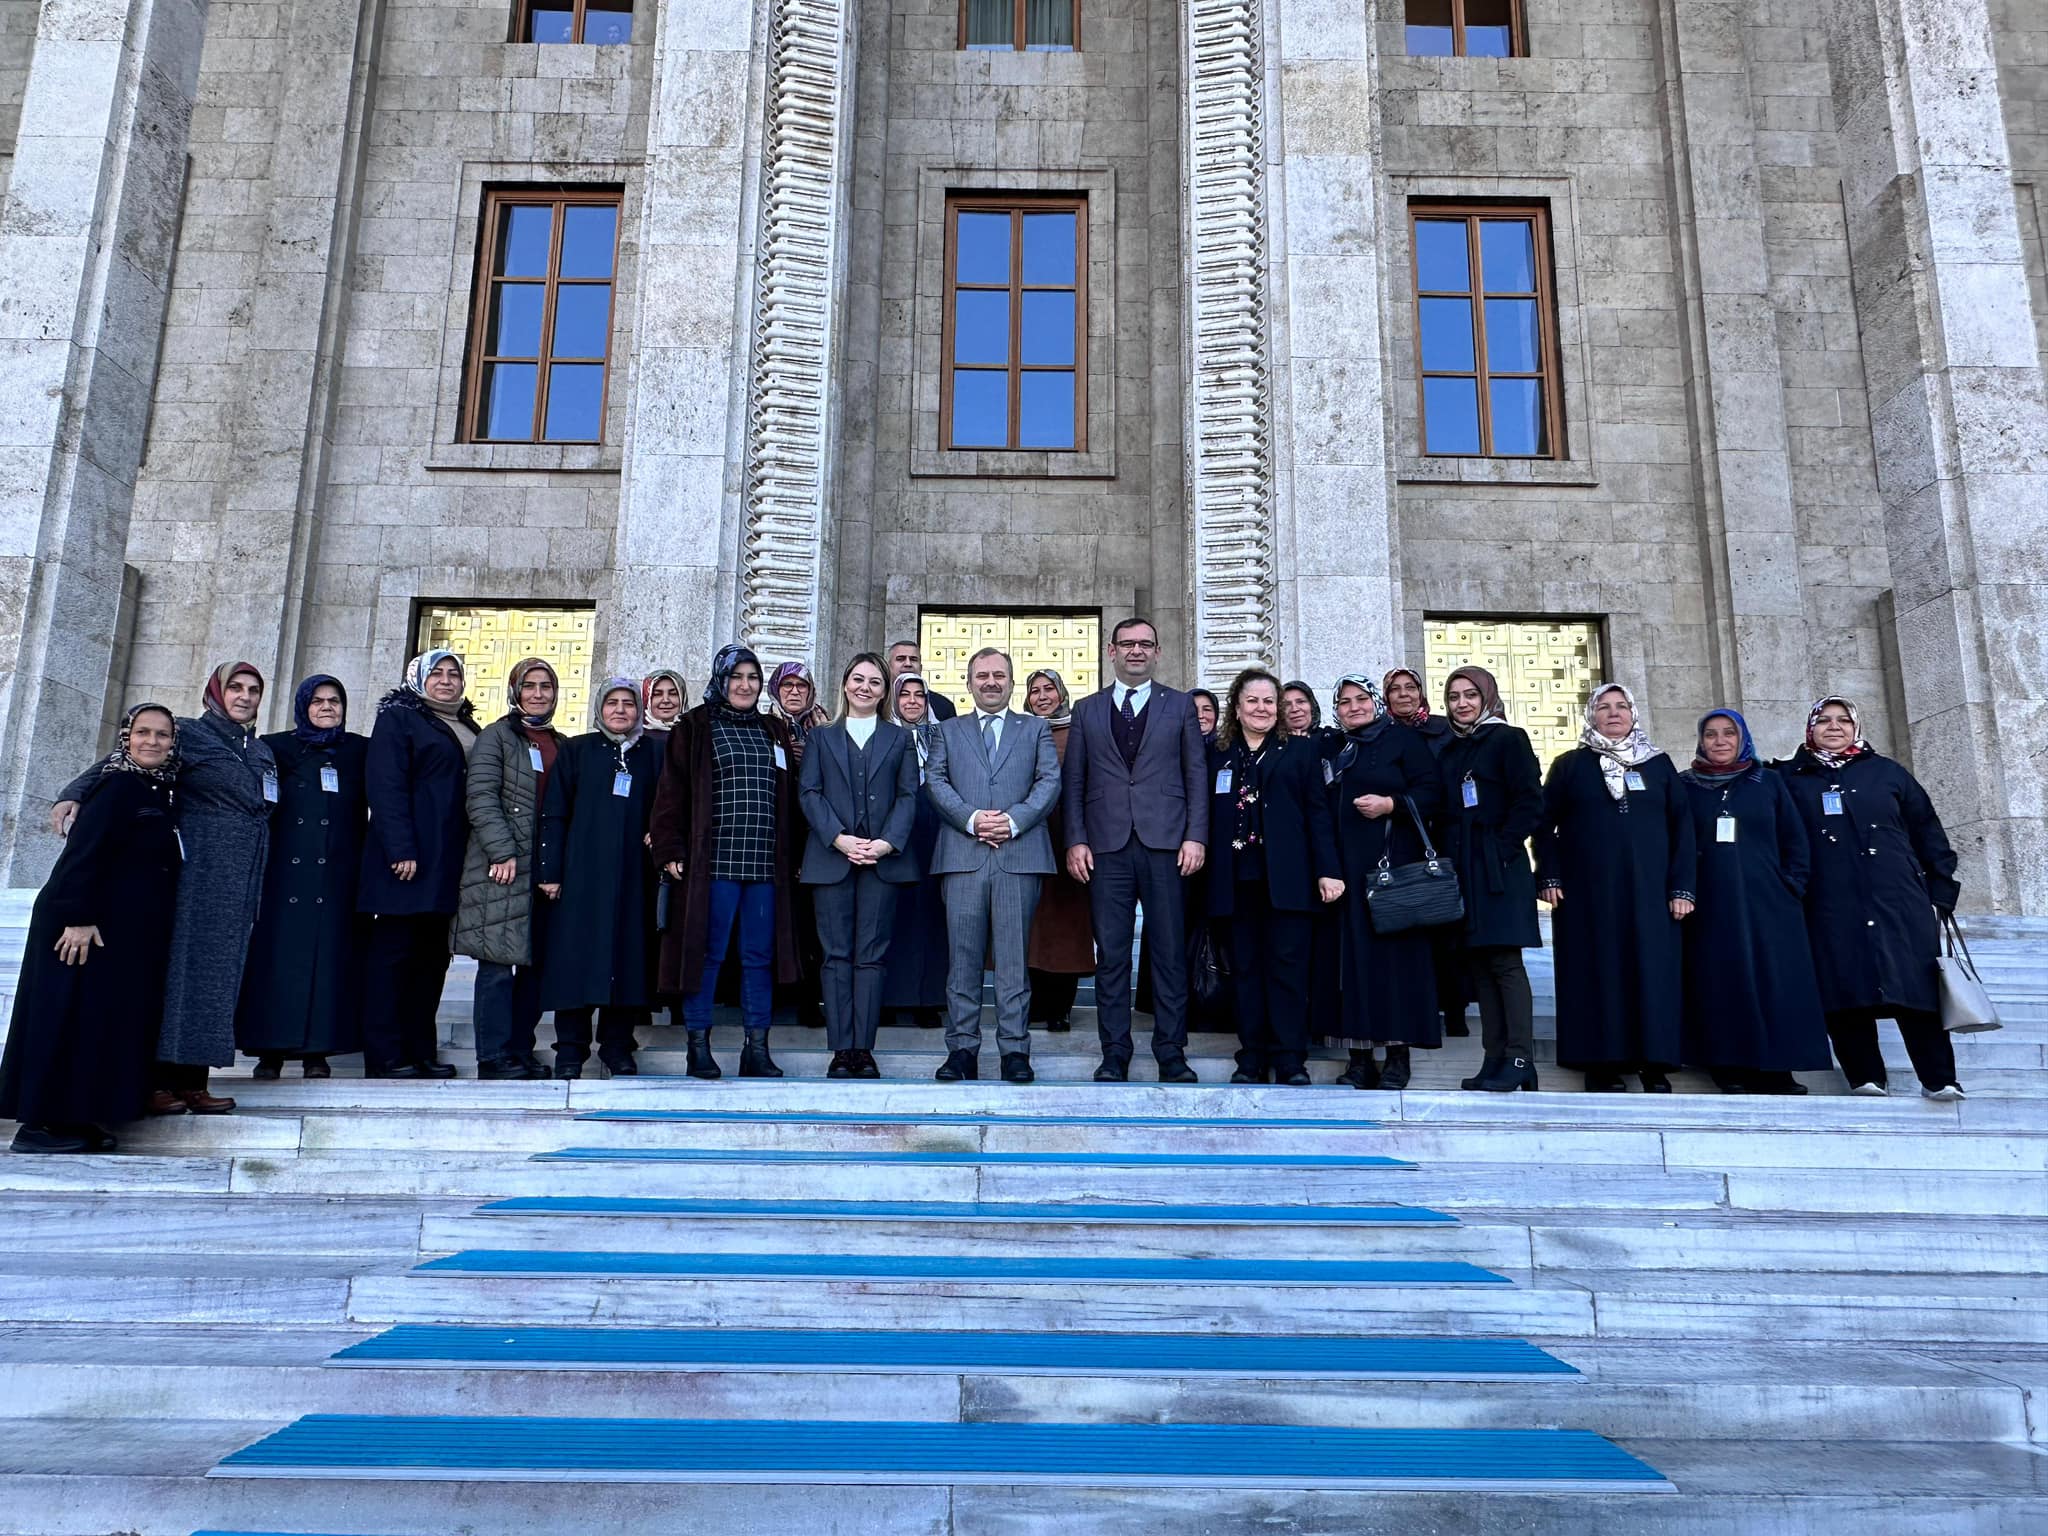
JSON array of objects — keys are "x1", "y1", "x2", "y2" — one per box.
[{"x1": 1112, "y1": 639, "x2": 1159, "y2": 651}]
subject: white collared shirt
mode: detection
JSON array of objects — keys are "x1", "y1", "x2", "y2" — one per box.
[{"x1": 1113, "y1": 680, "x2": 1153, "y2": 716}]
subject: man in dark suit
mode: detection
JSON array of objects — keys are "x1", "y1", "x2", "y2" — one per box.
[
  {"x1": 887, "y1": 639, "x2": 957, "y2": 721},
  {"x1": 1062, "y1": 617, "x2": 1209, "y2": 1082}
]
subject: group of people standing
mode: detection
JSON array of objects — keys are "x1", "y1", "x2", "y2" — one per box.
[{"x1": 0, "y1": 618, "x2": 1968, "y2": 1153}]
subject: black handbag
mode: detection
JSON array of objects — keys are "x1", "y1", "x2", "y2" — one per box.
[
  {"x1": 1187, "y1": 922, "x2": 1230, "y2": 1011},
  {"x1": 1363, "y1": 795, "x2": 1465, "y2": 935}
]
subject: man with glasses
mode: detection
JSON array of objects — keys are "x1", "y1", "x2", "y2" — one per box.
[{"x1": 1060, "y1": 617, "x2": 1208, "y2": 1082}]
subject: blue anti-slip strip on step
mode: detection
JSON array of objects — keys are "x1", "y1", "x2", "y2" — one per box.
[
  {"x1": 531, "y1": 1147, "x2": 1412, "y2": 1168},
  {"x1": 413, "y1": 1251, "x2": 1509, "y2": 1286},
  {"x1": 331, "y1": 1325, "x2": 1578, "y2": 1379},
  {"x1": 474, "y1": 1196, "x2": 1457, "y2": 1226},
  {"x1": 576, "y1": 1110, "x2": 1379, "y2": 1129},
  {"x1": 212, "y1": 1417, "x2": 1668, "y2": 1490}
]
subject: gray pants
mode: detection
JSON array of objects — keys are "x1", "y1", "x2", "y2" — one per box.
[
  {"x1": 941, "y1": 867, "x2": 1041, "y2": 1057},
  {"x1": 813, "y1": 867, "x2": 894, "y2": 1052}
]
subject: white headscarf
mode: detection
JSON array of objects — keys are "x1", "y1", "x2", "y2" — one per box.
[{"x1": 1579, "y1": 682, "x2": 1658, "y2": 802}]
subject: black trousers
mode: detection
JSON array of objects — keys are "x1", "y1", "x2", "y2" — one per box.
[
  {"x1": 1227, "y1": 888, "x2": 1312, "y2": 1077},
  {"x1": 1826, "y1": 1005, "x2": 1956, "y2": 1091},
  {"x1": 1029, "y1": 970, "x2": 1080, "y2": 1023},
  {"x1": 362, "y1": 914, "x2": 452, "y2": 1073},
  {"x1": 1091, "y1": 839, "x2": 1189, "y2": 1064},
  {"x1": 813, "y1": 867, "x2": 896, "y2": 1052},
  {"x1": 1465, "y1": 945, "x2": 1534, "y2": 1059},
  {"x1": 553, "y1": 1006, "x2": 647, "y2": 1065},
  {"x1": 473, "y1": 960, "x2": 544, "y2": 1065}
]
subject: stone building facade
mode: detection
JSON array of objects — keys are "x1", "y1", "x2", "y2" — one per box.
[{"x1": 0, "y1": 0, "x2": 2044, "y2": 913}]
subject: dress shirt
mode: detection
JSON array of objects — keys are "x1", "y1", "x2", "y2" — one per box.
[{"x1": 1113, "y1": 680, "x2": 1154, "y2": 716}]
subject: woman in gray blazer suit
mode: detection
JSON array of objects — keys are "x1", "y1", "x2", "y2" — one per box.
[{"x1": 798, "y1": 653, "x2": 923, "y2": 1078}]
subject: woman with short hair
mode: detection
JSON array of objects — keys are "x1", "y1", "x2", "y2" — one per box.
[
  {"x1": 1022, "y1": 667, "x2": 1094, "y2": 1032},
  {"x1": 880, "y1": 674, "x2": 949, "y2": 1029}
]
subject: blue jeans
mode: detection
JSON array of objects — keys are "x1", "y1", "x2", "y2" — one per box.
[{"x1": 680, "y1": 880, "x2": 776, "y2": 1036}]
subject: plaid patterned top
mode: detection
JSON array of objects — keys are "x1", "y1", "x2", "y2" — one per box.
[{"x1": 709, "y1": 712, "x2": 779, "y2": 881}]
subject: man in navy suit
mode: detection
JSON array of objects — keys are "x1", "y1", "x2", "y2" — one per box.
[{"x1": 1061, "y1": 617, "x2": 1209, "y2": 1082}]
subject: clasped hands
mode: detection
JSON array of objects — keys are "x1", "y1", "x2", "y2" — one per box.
[
  {"x1": 833, "y1": 833, "x2": 896, "y2": 865},
  {"x1": 971, "y1": 810, "x2": 1014, "y2": 847}
]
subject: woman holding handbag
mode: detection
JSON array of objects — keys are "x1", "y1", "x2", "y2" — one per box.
[{"x1": 1324, "y1": 676, "x2": 1444, "y2": 1090}]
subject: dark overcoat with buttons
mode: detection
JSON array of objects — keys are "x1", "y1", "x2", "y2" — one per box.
[
  {"x1": 537, "y1": 730, "x2": 663, "y2": 1011},
  {"x1": 1776, "y1": 749, "x2": 1959, "y2": 1016},
  {"x1": 235, "y1": 730, "x2": 369, "y2": 1056}
]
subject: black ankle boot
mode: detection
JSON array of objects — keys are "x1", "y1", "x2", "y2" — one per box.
[
  {"x1": 1334, "y1": 1048, "x2": 1379, "y2": 1089},
  {"x1": 1461, "y1": 1054, "x2": 1503, "y2": 1091},
  {"x1": 686, "y1": 1034, "x2": 722, "y2": 1081},
  {"x1": 739, "y1": 1031, "x2": 783, "y2": 1079},
  {"x1": 251, "y1": 1056, "x2": 283, "y2": 1081},
  {"x1": 1377, "y1": 1044, "x2": 1411, "y2": 1091},
  {"x1": 1482, "y1": 1055, "x2": 1538, "y2": 1092}
]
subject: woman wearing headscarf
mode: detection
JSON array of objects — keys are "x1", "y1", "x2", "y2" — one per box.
[
  {"x1": 1205, "y1": 669, "x2": 1345, "y2": 1086},
  {"x1": 651, "y1": 644, "x2": 803, "y2": 1079},
  {"x1": 1777, "y1": 697, "x2": 1963, "y2": 1099},
  {"x1": 1189, "y1": 689, "x2": 1221, "y2": 744},
  {"x1": 453, "y1": 658, "x2": 565, "y2": 1081},
  {"x1": 642, "y1": 669, "x2": 687, "y2": 734},
  {"x1": 880, "y1": 673, "x2": 949, "y2": 1029},
  {"x1": 799, "y1": 654, "x2": 922, "y2": 1078},
  {"x1": 1021, "y1": 667, "x2": 1094, "y2": 1031},
  {"x1": 1437, "y1": 666, "x2": 1545, "y2": 1091},
  {"x1": 1535, "y1": 683, "x2": 1697, "y2": 1092},
  {"x1": 358, "y1": 649, "x2": 478, "y2": 1078},
  {"x1": 765, "y1": 660, "x2": 830, "y2": 1030},
  {"x1": 3, "y1": 707, "x2": 181, "y2": 1152},
  {"x1": 1679, "y1": 709, "x2": 1830, "y2": 1093},
  {"x1": 766, "y1": 662, "x2": 831, "y2": 762},
  {"x1": 1321, "y1": 676, "x2": 1444, "y2": 1090},
  {"x1": 1385, "y1": 664, "x2": 1470, "y2": 1041},
  {"x1": 1281, "y1": 681, "x2": 1322, "y2": 738},
  {"x1": 537, "y1": 678, "x2": 663, "y2": 1078},
  {"x1": 236, "y1": 676, "x2": 369, "y2": 1079}
]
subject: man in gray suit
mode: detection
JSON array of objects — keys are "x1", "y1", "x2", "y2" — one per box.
[
  {"x1": 923, "y1": 647, "x2": 1062, "y2": 1083},
  {"x1": 1063, "y1": 617, "x2": 1209, "y2": 1082}
]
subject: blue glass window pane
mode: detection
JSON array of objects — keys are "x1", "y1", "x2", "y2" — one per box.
[
  {"x1": 1479, "y1": 219, "x2": 1536, "y2": 292},
  {"x1": 526, "y1": 1, "x2": 572, "y2": 40},
  {"x1": 497, "y1": 206, "x2": 553, "y2": 278},
  {"x1": 559, "y1": 205, "x2": 617, "y2": 279},
  {"x1": 551, "y1": 284, "x2": 612, "y2": 359},
  {"x1": 487, "y1": 284, "x2": 544, "y2": 357},
  {"x1": 1021, "y1": 212, "x2": 1076, "y2": 285},
  {"x1": 1019, "y1": 371, "x2": 1075, "y2": 449},
  {"x1": 1489, "y1": 378, "x2": 1546, "y2": 455},
  {"x1": 1406, "y1": 25, "x2": 1453, "y2": 53},
  {"x1": 955, "y1": 213, "x2": 1010, "y2": 285},
  {"x1": 1419, "y1": 297, "x2": 1475, "y2": 373},
  {"x1": 954, "y1": 291, "x2": 1009, "y2": 366},
  {"x1": 1465, "y1": 0, "x2": 1513, "y2": 54},
  {"x1": 1414, "y1": 220, "x2": 1470, "y2": 292},
  {"x1": 1020, "y1": 291, "x2": 1075, "y2": 365},
  {"x1": 1405, "y1": 0, "x2": 1452, "y2": 54},
  {"x1": 1484, "y1": 297, "x2": 1539, "y2": 372},
  {"x1": 544, "y1": 363, "x2": 605, "y2": 440},
  {"x1": 951, "y1": 372, "x2": 1008, "y2": 448},
  {"x1": 1422, "y1": 376, "x2": 1481, "y2": 455},
  {"x1": 583, "y1": 0, "x2": 631, "y2": 41},
  {"x1": 482, "y1": 362, "x2": 537, "y2": 440}
]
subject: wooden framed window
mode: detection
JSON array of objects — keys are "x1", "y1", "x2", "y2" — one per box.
[
  {"x1": 960, "y1": 0, "x2": 1076, "y2": 51},
  {"x1": 463, "y1": 188, "x2": 621, "y2": 444},
  {"x1": 1410, "y1": 203, "x2": 1562, "y2": 458},
  {"x1": 941, "y1": 195, "x2": 1087, "y2": 453},
  {"x1": 518, "y1": 0, "x2": 632, "y2": 42},
  {"x1": 1405, "y1": 0, "x2": 1523, "y2": 57}
]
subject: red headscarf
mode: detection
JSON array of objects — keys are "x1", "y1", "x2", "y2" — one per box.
[{"x1": 202, "y1": 661, "x2": 265, "y2": 723}]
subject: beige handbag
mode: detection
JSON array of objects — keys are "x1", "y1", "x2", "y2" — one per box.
[{"x1": 1935, "y1": 914, "x2": 2001, "y2": 1033}]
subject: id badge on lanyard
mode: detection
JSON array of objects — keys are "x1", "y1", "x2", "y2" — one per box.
[
  {"x1": 1461, "y1": 775, "x2": 1479, "y2": 809},
  {"x1": 612, "y1": 770, "x2": 633, "y2": 798},
  {"x1": 319, "y1": 765, "x2": 339, "y2": 794},
  {"x1": 261, "y1": 771, "x2": 279, "y2": 804},
  {"x1": 1215, "y1": 768, "x2": 1233, "y2": 795},
  {"x1": 1822, "y1": 790, "x2": 1844, "y2": 816},
  {"x1": 1624, "y1": 770, "x2": 1646, "y2": 793},
  {"x1": 529, "y1": 745, "x2": 544, "y2": 772},
  {"x1": 1716, "y1": 815, "x2": 1737, "y2": 843}
]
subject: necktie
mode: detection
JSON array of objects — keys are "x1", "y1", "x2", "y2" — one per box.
[
  {"x1": 1120, "y1": 689, "x2": 1137, "y2": 725},
  {"x1": 981, "y1": 713, "x2": 998, "y2": 758}
]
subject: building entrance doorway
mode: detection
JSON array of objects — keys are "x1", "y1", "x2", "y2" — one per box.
[{"x1": 919, "y1": 611, "x2": 1101, "y2": 716}]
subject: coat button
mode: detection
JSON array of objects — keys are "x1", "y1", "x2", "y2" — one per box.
[
  {"x1": 317, "y1": 857, "x2": 326, "y2": 865},
  {"x1": 315, "y1": 897, "x2": 323, "y2": 904},
  {"x1": 289, "y1": 896, "x2": 298, "y2": 904},
  {"x1": 291, "y1": 857, "x2": 300, "y2": 865},
  {"x1": 1866, "y1": 919, "x2": 1875, "y2": 926}
]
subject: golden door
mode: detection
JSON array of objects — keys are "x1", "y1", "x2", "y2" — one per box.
[
  {"x1": 415, "y1": 604, "x2": 598, "y2": 727},
  {"x1": 919, "y1": 612, "x2": 1102, "y2": 716},
  {"x1": 1423, "y1": 618, "x2": 1604, "y2": 772}
]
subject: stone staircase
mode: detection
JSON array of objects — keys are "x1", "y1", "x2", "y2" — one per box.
[{"x1": 0, "y1": 890, "x2": 2044, "y2": 1530}]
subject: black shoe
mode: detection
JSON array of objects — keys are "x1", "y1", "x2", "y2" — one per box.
[
  {"x1": 599, "y1": 1052, "x2": 638, "y2": 1079},
  {"x1": 251, "y1": 1056, "x2": 283, "y2": 1081},
  {"x1": 522, "y1": 1052, "x2": 549, "y2": 1076},
  {"x1": 477, "y1": 1058, "x2": 529, "y2": 1080},
  {"x1": 80, "y1": 1124, "x2": 117, "y2": 1152},
  {"x1": 9, "y1": 1124, "x2": 92, "y2": 1154},
  {"x1": 1001, "y1": 1053, "x2": 1035, "y2": 1084},
  {"x1": 1281, "y1": 1068, "x2": 1313, "y2": 1087},
  {"x1": 686, "y1": 1035, "x2": 722, "y2": 1080},
  {"x1": 1093, "y1": 1056, "x2": 1129, "y2": 1083},
  {"x1": 1583, "y1": 1071, "x2": 1627, "y2": 1093},
  {"x1": 553, "y1": 1059, "x2": 583, "y2": 1080},
  {"x1": 853, "y1": 1049, "x2": 882, "y2": 1080},
  {"x1": 418, "y1": 1061, "x2": 458, "y2": 1079},
  {"x1": 828, "y1": 1050, "x2": 858, "y2": 1080},
  {"x1": 916, "y1": 1011, "x2": 944, "y2": 1030},
  {"x1": 936, "y1": 1048, "x2": 978, "y2": 1082},
  {"x1": 1046, "y1": 1014, "x2": 1072, "y2": 1033},
  {"x1": 369, "y1": 1064, "x2": 429, "y2": 1080},
  {"x1": 1639, "y1": 1069, "x2": 1672, "y2": 1094},
  {"x1": 1335, "y1": 1049, "x2": 1379, "y2": 1090},
  {"x1": 1461, "y1": 1054, "x2": 1503, "y2": 1091},
  {"x1": 1230, "y1": 1067, "x2": 1266, "y2": 1084},
  {"x1": 1482, "y1": 1055, "x2": 1538, "y2": 1092},
  {"x1": 302, "y1": 1056, "x2": 331, "y2": 1079},
  {"x1": 1157, "y1": 1057, "x2": 1199, "y2": 1084},
  {"x1": 1377, "y1": 1044, "x2": 1412, "y2": 1091},
  {"x1": 739, "y1": 1032, "x2": 784, "y2": 1079},
  {"x1": 1444, "y1": 1012, "x2": 1471, "y2": 1038}
]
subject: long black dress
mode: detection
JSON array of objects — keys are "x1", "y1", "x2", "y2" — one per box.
[
  {"x1": 1535, "y1": 748, "x2": 1697, "y2": 1073},
  {"x1": 882, "y1": 756, "x2": 949, "y2": 1020},
  {"x1": 0, "y1": 774, "x2": 181, "y2": 1127},
  {"x1": 537, "y1": 731, "x2": 662, "y2": 1013},
  {"x1": 1677, "y1": 768, "x2": 1831, "y2": 1074},
  {"x1": 1329, "y1": 724, "x2": 1445, "y2": 1048},
  {"x1": 235, "y1": 731, "x2": 370, "y2": 1058}
]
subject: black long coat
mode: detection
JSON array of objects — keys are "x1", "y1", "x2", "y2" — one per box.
[
  {"x1": 1776, "y1": 750, "x2": 1959, "y2": 1016},
  {"x1": 1393, "y1": 712, "x2": 1456, "y2": 758},
  {"x1": 358, "y1": 692, "x2": 473, "y2": 917},
  {"x1": 235, "y1": 731, "x2": 369, "y2": 1056},
  {"x1": 1535, "y1": 748, "x2": 1698, "y2": 1070},
  {"x1": 0, "y1": 774, "x2": 180, "y2": 1125},
  {"x1": 882, "y1": 750, "x2": 949, "y2": 1011},
  {"x1": 538, "y1": 731, "x2": 663, "y2": 1011},
  {"x1": 1204, "y1": 734, "x2": 1340, "y2": 916},
  {"x1": 1435, "y1": 724, "x2": 1544, "y2": 950},
  {"x1": 1329, "y1": 725, "x2": 1445, "y2": 1047},
  {"x1": 1677, "y1": 769, "x2": 1831, "y2": 1072}
]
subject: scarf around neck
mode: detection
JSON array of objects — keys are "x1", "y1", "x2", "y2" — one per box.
[
  {"x1": 1804, "y1": 695, "x2": 1872, "y2": 771},
  {"x1": 96, "y1": 703, "x2": 180, "y2": 786},
  {"x1": 593, "y1": 675, "x2": 646, "y2": 753},
  {"x1": 1025, "y1": 667, "x2": 1073, "y2": 729},
  {"x1": 1444, "y1": 665, "x2": 1507, "y2": 736},
  {"x1": 506, "y1": 656, "x2": 559, "y2": 728},
  {"x1": 291, "y1": 674, "x2": 348, "y2": 748},
  {"x1": 1382, "y1": 667, "x2": 1431, "y2": 726},
  {"x1": 1686, "y1": 707, "x2": 1761, "y2": 784},
  {"x1": 1580, "y1": 682, "x2": 1658, "y2": 801},
  {"x1": 202, "y1": 660, "x2": 264, "y2": 738}
]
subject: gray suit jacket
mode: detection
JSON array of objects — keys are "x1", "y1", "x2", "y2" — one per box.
[
  {"x1": 1061, "y1": 684, "x2": 1211, "y2": 852},
  {"x1": 923, "y1": 710, "x2": 1061, "y2": 876},
  {"x1": 797, "y1": 719, "x2": 922, "y2": 886}
]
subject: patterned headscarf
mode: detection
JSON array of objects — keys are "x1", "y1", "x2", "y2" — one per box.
[
  {"x1": 593, "y1": 675, "x2": 645, "y2": 752},
  {"x1": 1023, "y1": 667, "x2": 1073, "y2": 728},
  {"x1": 1580, "y1": 682, "x2": 1659, "y2": 801},
  {"x1": 641, "y1": 668, "x2": 687, "y2": 727},
  {"x1": 704, "y1": 643, "x2": 762, "y2": 712},
  {"x1": 1332, "y1": 673, "x2": 1385, "y2": 726},
  {"x1": 892, "y1": 673, "x2": 935, "y2": 770},
  {"x1": 506, "y1": 656, "x2": 559, "y2": 728},
  {"x1": 1329, "y1": 674, "x2": 1388, "y2": 773},
  {"x1": 766, "y1": 660, "x2": 829, "y2": 740},
  {"x1": 96, "y1": 703, "x2": 180, "y2": 786},
  {"x1": 202, "y1": 661, "x2": 264, "y2": 730},
  {"x1": 406, "y1": 649, "x2": 463, "y2": 698},
  {"x1": 292, "y1": 675, "x2": 348, "y2": 747},
  {"x1": 1688, "y1": 707, "x2": 1760, "y2": 785},
  {"x1": 1383, "y1": 666, "x2": 1431, "y2": 724},
  {"x1": 1444, "y1": 665, "x2": 1507, "y2": 735},
  {"x1": 1804, "y1": 695, "x2": 1872, "y2": 771},
  {"x1": 1281, "y1": 680, "x2": 1321, "y2": 734}
]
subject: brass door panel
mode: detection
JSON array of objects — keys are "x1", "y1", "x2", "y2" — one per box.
[
  {"x1": 1424, "y1": 617, "x2": 1604, "y2": 772},
  {"x1": 415, "y1": 604, "x2": 597, "y2": 728},
  {"x1": 919, "y1": 611, "x2": 1101, "y2": 716}
]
